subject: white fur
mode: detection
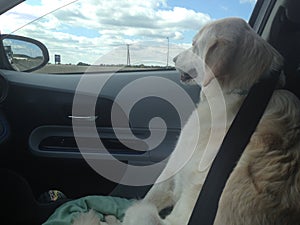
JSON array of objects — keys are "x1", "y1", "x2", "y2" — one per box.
[
  {"x1": 72, "y1": 210, "x2": 121, "y2": 225},
  {"x1": 72, "y1": 210, "x2": 101, "y2": 225},
  {"x1": 122, "y1": 87, "x2": 246, "y2": 225}
]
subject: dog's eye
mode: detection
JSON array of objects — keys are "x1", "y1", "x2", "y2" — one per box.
[
  {"x1": 192, "y1": 46, "x2": 198, "y2": 54},
  {"x1": 192, "y1": 40, "x2": 197, "y2": 48}
]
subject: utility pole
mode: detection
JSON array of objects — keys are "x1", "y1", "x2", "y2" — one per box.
[
  {"x1": 166, "y1": 37, "x2": 169, "y2": 67},
  {"x1": 126, "y1": 44, "x2": 131, "y2": 66}
]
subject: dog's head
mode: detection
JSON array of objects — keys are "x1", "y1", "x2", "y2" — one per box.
[{"x1": 174, "y1": 18, "x2": 284, "y2": 92}]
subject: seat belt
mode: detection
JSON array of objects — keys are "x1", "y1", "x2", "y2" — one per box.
[{"x1": 187, "y1": 69, "x2": 282, "y2": 225}]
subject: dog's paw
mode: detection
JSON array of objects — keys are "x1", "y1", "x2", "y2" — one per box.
[
  {"x1": 104, "y1": 215, "x2": 121, "y2": 225},
  {"x1": 72, "y1": 210, "x2": 101, "y2": 225},
  {"x1": 123, "y1": 201, "x2": 163, "y2": 225}
]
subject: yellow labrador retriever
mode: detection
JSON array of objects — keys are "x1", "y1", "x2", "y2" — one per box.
[
  {"x1": 123, "y1": 17, "x2": 300, "y2": 225},
  {"x1": 73, "y1": 17, "x2": 300, "y2": 225}
]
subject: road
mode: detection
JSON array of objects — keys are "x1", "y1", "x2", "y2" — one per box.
[{"x1": 35, "y1": 64, "x2": 169, "y2": 74}]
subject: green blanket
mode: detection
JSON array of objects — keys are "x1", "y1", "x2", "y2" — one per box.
[{"x1": 43, "y1": 196, "x2": 134, "y2": 225}]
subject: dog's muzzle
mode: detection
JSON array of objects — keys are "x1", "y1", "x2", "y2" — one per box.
[
  {"x1": 177, "y1": 68, "x2": 197, "y2": 82},
  {"x1": 173, "y1": 52, "x2": 199, "y2": 83},
  {"x1": 181, "y1": 72, "x2": 193, "y2": 82}
]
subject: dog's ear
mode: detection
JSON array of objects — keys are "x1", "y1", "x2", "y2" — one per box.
[{"x1": 203, "y1": 38, "x2": 234, "y2": 87}]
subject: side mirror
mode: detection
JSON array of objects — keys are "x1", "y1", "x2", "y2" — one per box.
[{"x1": 0, "y1": 34, "x2": 49, "y2": 72}]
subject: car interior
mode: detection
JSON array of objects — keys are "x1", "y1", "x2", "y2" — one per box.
[{"x1": 1, "y1": 0, "x2": 300, "y2": 224}]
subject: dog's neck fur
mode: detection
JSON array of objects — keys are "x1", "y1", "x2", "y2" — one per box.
[
  {"x1": 194, "y1": 79, "x2": 248, "y2": 172},
  {"x1": 200, "y1": 78, "x2": 249, "y2": 103}
]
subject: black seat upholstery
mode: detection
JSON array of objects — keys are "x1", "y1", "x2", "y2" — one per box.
[{"x1": 0, "y1": 169, "x2": 68, "y2": 225}]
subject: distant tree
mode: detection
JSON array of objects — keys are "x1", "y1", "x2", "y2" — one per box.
[{"x1": 77, "y1": 62, "x2": 90, "y2": 66}]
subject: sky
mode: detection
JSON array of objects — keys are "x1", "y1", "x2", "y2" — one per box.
[{"x1": 0, "y1": 0, "x2": 256, "y2": 66}]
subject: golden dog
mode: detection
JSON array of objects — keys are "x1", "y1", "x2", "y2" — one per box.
[{"x1": 73, "y1": 17, "x2": 300, "y2": 225}]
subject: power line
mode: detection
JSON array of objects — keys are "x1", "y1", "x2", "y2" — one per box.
[{"x1": 8, "y1": 0, "x2": 79, "y2": 36}]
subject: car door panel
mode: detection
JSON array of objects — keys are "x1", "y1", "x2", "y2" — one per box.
[{"x1": 0, "y1": 69, "x2": 200, "y2": 197}]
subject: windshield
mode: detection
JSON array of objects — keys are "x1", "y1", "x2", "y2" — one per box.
[{"x1": 0, "y1": 0, "x2": 256, "y2": 74}]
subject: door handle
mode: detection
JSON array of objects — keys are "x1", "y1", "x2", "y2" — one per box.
[{"x1": 68, "y1": 115, "x2": 99, "y2": 121}]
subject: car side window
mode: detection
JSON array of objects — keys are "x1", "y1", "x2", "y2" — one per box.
[{"x1": 0, "y1": 0, "x2": 256, "y2": 74}]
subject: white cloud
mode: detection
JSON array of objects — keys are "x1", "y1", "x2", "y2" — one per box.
[
  {"x1": 0, "y1": 0, "x2": 211, "y2": 65},
  {"x1": 0, "y1": 0, "x2": 75, "y2": 34},
  {"x1": 240, "y1": 0, "x2": 257, "y2": 4},
  {"x1": 220, "y1": 5, "x2": 229, "y2": 11}
]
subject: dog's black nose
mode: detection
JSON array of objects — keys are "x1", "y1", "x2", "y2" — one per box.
[
  {"x1": 181, "y1": 72, "x2": 192, "y2": 82},
  {"x1": 173, "y1": 55, "x2": 178, "y2": 63}
]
